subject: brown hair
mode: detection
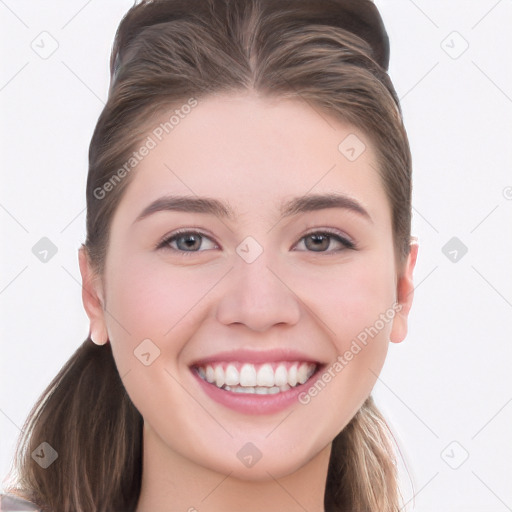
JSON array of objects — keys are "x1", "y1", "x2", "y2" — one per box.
[{"x1": 5, "y1": 1, "x2": 412, "y2": 510}]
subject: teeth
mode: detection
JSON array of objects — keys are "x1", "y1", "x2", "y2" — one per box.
[
  {"x1": 225, "y1": 364, "x2": 239, "y2": 386},
  {"x1": 205, "y1": 365, "x2": 215, "y2": 383},
  {"x1": 239, "y1": 364, "x2": 257, "y2": 386},
  {"x1": 288, "y1": 364, "x2": 298, "y2": 387},
  {"x1": 214, "y1": 365, "x2": 225, "y2": 387},
  {"x1": 197, "y1": 361, "x2": 317, "y2": 393},
  {"x1": 219, "y1": 385, "x2": 286, "y2": 394},
  {"x1": 297, "y1": 362, "x2": 310, "y2": 384},
  {"x1": 274, "y1": 365, "x2": 288, "y2": 387},
  {"x1": 256, "y1": 363, "x2": 274, "y2": 387},
  {"x1": 233, "y1": 386, "x2": 249, "y2": 393}
]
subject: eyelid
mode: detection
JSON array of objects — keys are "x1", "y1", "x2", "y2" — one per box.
[{"x1": 300, "y1": 227, "x2": 354, "y2": 243}]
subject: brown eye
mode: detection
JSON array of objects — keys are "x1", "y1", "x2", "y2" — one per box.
[
  {"x1": 296, "y1": 231, "x2": 355, "y2": 253},
  {"x1": 158, "y1": 231, "x2": 218, "y2": 253},
  {"x1": 174, "y1": 233, "x2": 202, "y2": 251},
  {"x1": 304, "y1": 233, "x2": 330, "y2": 251}
]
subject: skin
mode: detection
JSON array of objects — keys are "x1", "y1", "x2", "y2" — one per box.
[{"x1": 79, "y1": 90, "x2": 418, "y2": 512}]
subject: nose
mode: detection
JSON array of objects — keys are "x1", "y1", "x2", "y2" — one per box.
[{"x1": 215, "y1": 251, "x2": 301, "y2": 332}]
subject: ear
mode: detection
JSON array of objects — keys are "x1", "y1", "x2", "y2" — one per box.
[
  {"x1": 390, "y1": 237, "x2": 419, "y2": 344},
  {"x1": 78, "y1": 245, "x2": 109, "y2": 345}
]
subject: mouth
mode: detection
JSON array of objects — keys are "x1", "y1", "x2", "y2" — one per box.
[
  {"x1": 193, "y1": 361, "x2": 318, "y2": 395},
  {"x1": 189, "y1": 349, "x2": 325, "y2": 414}
]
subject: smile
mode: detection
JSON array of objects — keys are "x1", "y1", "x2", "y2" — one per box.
[{"x1": 194, "y1": 361, "x2": 317, "y2": 395}]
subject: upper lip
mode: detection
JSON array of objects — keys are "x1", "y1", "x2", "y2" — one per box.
[{"x1": 190, "y1": 348, "x2": 323, "y2": 367}]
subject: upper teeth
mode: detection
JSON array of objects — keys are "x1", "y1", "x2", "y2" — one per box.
[{"x1": 197, "y1": 362, "x2": 316, "y2": 389}]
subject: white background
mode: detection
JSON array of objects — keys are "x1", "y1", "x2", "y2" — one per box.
[{"x1": 1, "y1": 1, "x2": 511, "y2": 510}]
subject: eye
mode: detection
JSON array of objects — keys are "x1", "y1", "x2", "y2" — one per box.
[
  {"x1": 294, "y1": 230, "x2": 355, "y2": 253},
  {"x1": 157, "y1": 230, "x2": 218, "y2": 253},
  {"x1": 157, "y1": 228, "x2": 355, "y2": 255}
]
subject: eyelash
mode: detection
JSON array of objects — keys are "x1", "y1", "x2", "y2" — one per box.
[{"x1": 156, "y1": 228, "x2": 356, "y2": 255}]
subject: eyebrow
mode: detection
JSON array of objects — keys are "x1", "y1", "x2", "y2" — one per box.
[{"x1": 133, "y1": 193, "x2": 372, "y2": 224}]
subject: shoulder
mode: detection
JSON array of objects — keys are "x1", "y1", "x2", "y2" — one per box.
[{"x1": 0, "y1": 493, "x2": 41, "y2": 511}]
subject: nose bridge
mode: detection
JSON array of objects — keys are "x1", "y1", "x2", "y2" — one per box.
[{"x1": 215, "y1": 242, "x2": 301, "y2": 331}]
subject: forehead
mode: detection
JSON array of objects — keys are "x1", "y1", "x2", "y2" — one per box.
[{"x1": 111, "y1": 91, "x2": 388, "y2": 225}]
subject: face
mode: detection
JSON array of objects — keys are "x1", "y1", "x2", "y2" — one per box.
[{"x1": 80, "y1": 91, "x2": 416, "y2": 480}]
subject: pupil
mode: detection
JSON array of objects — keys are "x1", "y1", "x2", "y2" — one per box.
[
  {"x1": 181, "y1": 234, "x2": 200, "y2": 250},
  {"x1": 307, "y1": 234, "x2": 328, "y2": 251}
]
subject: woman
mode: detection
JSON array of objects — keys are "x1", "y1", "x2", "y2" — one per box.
[{"x1": 2, "y1": 0, "x2": 418, "y2": 510}]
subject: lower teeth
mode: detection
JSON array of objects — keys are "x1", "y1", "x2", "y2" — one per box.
[{"x1": 222, "y1": 384, "x2": 291, "y2": 394}]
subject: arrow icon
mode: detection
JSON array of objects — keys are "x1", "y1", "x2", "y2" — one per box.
[
  {"x1": 338, "y1": 134, "x2": 365, "y2": 161},
  {"x1": 236, "y1": 236, "x2": 263, "y2": 263},
  {"x1": 32, "y1": 237, "x2": 58, "y2": 262},
  {"x1": 440, "y1": 31, "x2": 469, "y2": 60},
  {"x1": 30, "y1": 31, "x2": 59, "y2": 60},
  {"x1": 134, "y1": 339, "x2": 161, "y2": 366},
  {"x1": 237, "y1": 442, "x2": 262, "y2": 467},
  {"x1": 440, "y1": 440, "x2": 469, "y2": 469},
  {"x1": 442, "y1": 236, "x2": 467, "y2": 263},
  {"x1": 31, "y1": 442, "x2": 58, "y2": 468}
]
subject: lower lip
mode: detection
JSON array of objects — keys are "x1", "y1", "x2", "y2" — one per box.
[{"x1": 191, "y1": 368, "x2": 320, "y2": 415}]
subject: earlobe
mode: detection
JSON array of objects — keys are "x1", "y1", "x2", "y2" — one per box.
[
  {"x1": 390, "y1": 238, "x2": 419, "y2": 344},
  {"x1": 78, "y1": 245, "x2": 109, "y2": 345}
]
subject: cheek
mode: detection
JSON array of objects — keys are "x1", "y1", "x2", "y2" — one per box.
[
  {"x1": 103, "y1": 253, "x2": 226, "y2": 362},
  {"x1": 102, "y1": 255, "x2": 217, "y2": 424},
  {"x1": 293, "y1": 252, "x2": 397, "y2": 345},
  {"x1": 293, "y1": 257, "x2": 396, "y2": 436},
  {"x1": 109, "y1": 261, "x2": 178, "y2": 335}
]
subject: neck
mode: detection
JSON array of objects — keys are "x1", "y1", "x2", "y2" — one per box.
[{"x1": 135, "y1": 423, "x2": 331, "y2": 512}]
